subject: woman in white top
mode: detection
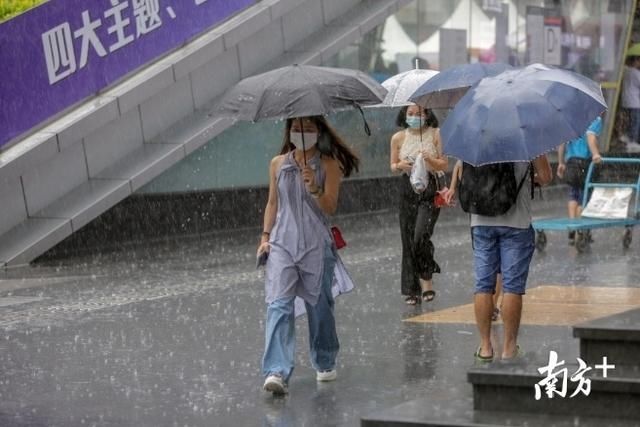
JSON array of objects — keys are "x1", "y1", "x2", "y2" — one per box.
[{"x1": 389, "y1": 104, "x2": 447, "y2": 305}]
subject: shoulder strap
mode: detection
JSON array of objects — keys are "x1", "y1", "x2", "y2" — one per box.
[
  {"x1": 514, "y1": 163, "x2": 530, "y2": 198},
  {"x1": 528, "y1": 162, "x2": 534, "y2": 199}
]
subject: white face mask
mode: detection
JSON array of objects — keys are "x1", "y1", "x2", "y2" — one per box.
[{"x1": 290, "y1": 132, "x2": 318, "y2": 150}]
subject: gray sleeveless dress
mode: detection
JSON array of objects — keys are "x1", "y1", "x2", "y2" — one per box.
[{"x1": 265, "y1": 151, "x2": 354, "y2": 314}]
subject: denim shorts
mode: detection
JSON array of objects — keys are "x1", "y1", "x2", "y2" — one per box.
[
  {"x1": 471, "y1": 226, "x2": 535, "y2": 295},
  {"x1": 568, "y1": 186, "x2": 583, "y2": 203}
]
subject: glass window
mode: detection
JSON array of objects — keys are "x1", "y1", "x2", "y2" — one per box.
[{"x1": 140, "y1": 0, "x2": 634, "y2": 194}]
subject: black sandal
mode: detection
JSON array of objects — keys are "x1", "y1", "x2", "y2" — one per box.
[
  {"x1": 405, "y1": 296, "x2": 420, "y2": 305},
  {"x1": 422, "y1": 290, "x2": 436, "y2": 302}
]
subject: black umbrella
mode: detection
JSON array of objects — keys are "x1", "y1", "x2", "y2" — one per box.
[
  {"x1": 215, "y1": 64, "x2": 387, "y2": 121},
  {"x1": 213, "y1": 64, "x2": 386, "y2": 164}
]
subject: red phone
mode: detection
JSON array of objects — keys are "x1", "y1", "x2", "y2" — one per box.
[{"x1": 331, "y1": 226, "x2": 347, "y2": 250}]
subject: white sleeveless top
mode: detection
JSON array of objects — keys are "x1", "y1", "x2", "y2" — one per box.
[{"x1": 399, "y1": 128, "x2": 439, "y2": 171}]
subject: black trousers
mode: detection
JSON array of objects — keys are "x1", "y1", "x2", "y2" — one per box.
[{"x1": 399, "y1": 174, "x2": 441, "y2": 297}]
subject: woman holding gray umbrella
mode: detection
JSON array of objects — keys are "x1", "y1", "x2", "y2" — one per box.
[
  {"x1": 257, "y1": 115, "x2": 359, "y2": 395},
  {"x1": 390, "y1": 105, "x2": 447, "y2": 305}
]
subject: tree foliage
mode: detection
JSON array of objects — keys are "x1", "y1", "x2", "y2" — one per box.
[{"x1": 0, "y1": 0, "x2": 45, "y2": 23}]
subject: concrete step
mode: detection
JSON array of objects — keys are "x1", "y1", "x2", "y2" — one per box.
[
  {"x1": 573, "y1": 308, "x2": 640, "y2": 367},
  {"x1": 468, "y1": 358, "x2": 640, "y2": 420},
  {"x1": 0, "y1": 143, "x2": 183, "y2": 268},
  {"x1": 94, "y1": 143, "x2": 185, "y2": 192},
  {"x1": 0, "y1": 218, "x2": 71, "y2": 268},
  {"x1": 361, "y1": 395, "x2": 639, "y2": 426},
  {"x1": 0, "y1": 178, "x2": 131, "y2": 267}
]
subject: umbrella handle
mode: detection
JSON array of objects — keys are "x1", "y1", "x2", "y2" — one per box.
[
  {"x1": 354, "y1": 103, "x2": 371, "y2": 136},
  {"x1": 298, "y1": 117, "x2": 307, "y2": 166}
]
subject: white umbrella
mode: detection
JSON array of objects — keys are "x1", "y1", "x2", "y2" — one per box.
[{"x1": 381, "y1": 68, "x2": 439, "y2": 107}]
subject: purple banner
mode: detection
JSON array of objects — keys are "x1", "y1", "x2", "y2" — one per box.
[{"x1": 0, "y1": 0, "x2": 256, "y2": 148}]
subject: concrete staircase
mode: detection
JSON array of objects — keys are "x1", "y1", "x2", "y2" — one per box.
[
  {"x1": 0, "y1": 0, "x2": 410, "y2": 268},
  {"x1": 361, "y1": 308, "x2": 640, "y2": 426}
]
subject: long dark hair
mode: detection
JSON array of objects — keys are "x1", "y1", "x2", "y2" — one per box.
[
  {"x1": 279, "y1": 116, "x2": 360, "y2": 177},
  {"x1": 395, "y1": 106, "x2": 439, "y2": 128}
]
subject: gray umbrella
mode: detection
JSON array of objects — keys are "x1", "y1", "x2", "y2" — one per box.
[{"x1": 214, "y1": 64, "x2": 387, "y2": 122}]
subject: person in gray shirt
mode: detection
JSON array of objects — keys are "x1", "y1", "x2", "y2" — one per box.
[{"x1": 469, "y1": 157, "x2": 552, "y2": 362}]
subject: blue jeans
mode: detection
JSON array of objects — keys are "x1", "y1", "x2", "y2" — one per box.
[
  {"x1": 472, "y1": 226, "x2": 535, "y2": 295},
  {"x1": 262, "y1": 246, "x2": 338, "y2": 383}
]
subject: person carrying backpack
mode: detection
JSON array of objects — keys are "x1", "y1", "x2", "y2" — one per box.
[
  {"x1": 446, "y1": 156, "x2": 552, "y2": 361},
  {"x1": 445, "y1": 160, "x2": 503, "y2": 321}
]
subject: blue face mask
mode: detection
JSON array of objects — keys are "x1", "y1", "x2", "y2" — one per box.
[{"x1": 406, "y1": 116, "x2": 422, "y2": 129}]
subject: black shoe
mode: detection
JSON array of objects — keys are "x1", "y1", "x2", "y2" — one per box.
[
  {"x1": 586, "y1": 230, "x2": 594, "y2": 243},
  {"x1": 422, "y1": 290, "x2": 436, "y2": 302}
]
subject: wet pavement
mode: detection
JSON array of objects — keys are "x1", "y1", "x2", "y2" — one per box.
[{"x1": 0, "y1": 190, "x2": 639, "y2": 427}]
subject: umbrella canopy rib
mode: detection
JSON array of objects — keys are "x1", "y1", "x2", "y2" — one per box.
[{"x1": 298, "y1": 66, "x2": 333, "y2": 118}]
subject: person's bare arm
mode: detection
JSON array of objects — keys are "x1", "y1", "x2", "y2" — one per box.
[
  {"x1": 258, "y1": 156, "x2": 281, "y2": 252},
  {"x1": 450, "y1": 160, "x2": 462, "y2": 190},
  {"x1": 390, "y1": 132, "x2": 412, "y2": 173},
  {"x1": 586, "y1": 133, "x2": 602, "y2": 163},
  {"x1": 533, "y1": 155, "x2": 553, "y2": 186},
  {"x1": 556, "y1": 144, "x2": 566, "y2": 178},
  {"x1": 443, "y1": 160, "x2": 462, "y2": 204},
  {"x1": 306, "y1": 157, "x2": 341, "y2": 215},
  {"x1": 423, "y1": 128, "x2": 448, "y2": 171}
]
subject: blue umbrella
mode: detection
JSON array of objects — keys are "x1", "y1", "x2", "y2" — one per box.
[
  {"x1": 408, "y1": 62, "x2": 513, "y2": 108},
  {"x1": 440, "y1": 66, "x2": 607, "y2": 166}
]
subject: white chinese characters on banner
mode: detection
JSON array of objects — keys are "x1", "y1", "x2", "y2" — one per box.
[
  {"x1": 133, "y1": 0, "x2": 162, "y2": 36},
  {"x1": 73, "y1": 10, "x2": 108, "y2": 69},
  {"x1": 42, "y1": 23, "x2": 77, "y2": 84},
  {"x1": 41, "y1": 1, "x2": 165, "y2": 85},
  {"x1": 105, "y1": 0, "x2": 135, "y2": 52},
  {"x1": 581, "y1": 187, "x2": 634, "y2": 219}
]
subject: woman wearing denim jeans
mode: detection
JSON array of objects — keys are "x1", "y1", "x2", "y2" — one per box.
[
  {"x1": 471, "y1": 156, "x2": 552, "y2": 362},
  {"x1": 257, "y1": 116, "x2": 359, "y2": 395}
]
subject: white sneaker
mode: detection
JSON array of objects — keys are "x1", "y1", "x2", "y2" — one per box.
[
  {"x1": 316, "y1": 369, "x2": 337, "y2": 382},
  {"x1": 620, "y1": 134, "x2": 631, "y2": 144},
  {"x1": 263, "y1": 375, "x2": 288, "y2": 395}
]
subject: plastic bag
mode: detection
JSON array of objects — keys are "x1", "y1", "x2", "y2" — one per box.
[{"x1": 410, "y1": 153, "x2": 428, "y2": 193}]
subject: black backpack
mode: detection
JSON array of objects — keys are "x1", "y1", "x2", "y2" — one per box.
[{"x1": 458, "y1": 162, "x2": 533, "y2": 216}]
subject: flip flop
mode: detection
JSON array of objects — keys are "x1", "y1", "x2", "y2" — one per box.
[
  {"x1": 474, "y1": 346, "x2": 494, "y2": 363},
  {"x1": 422, "y1": 290, "x2": 436, "y2": 302},
  {"x1": 502, "y1": 344, "x2": 523, "y2": 361}
]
